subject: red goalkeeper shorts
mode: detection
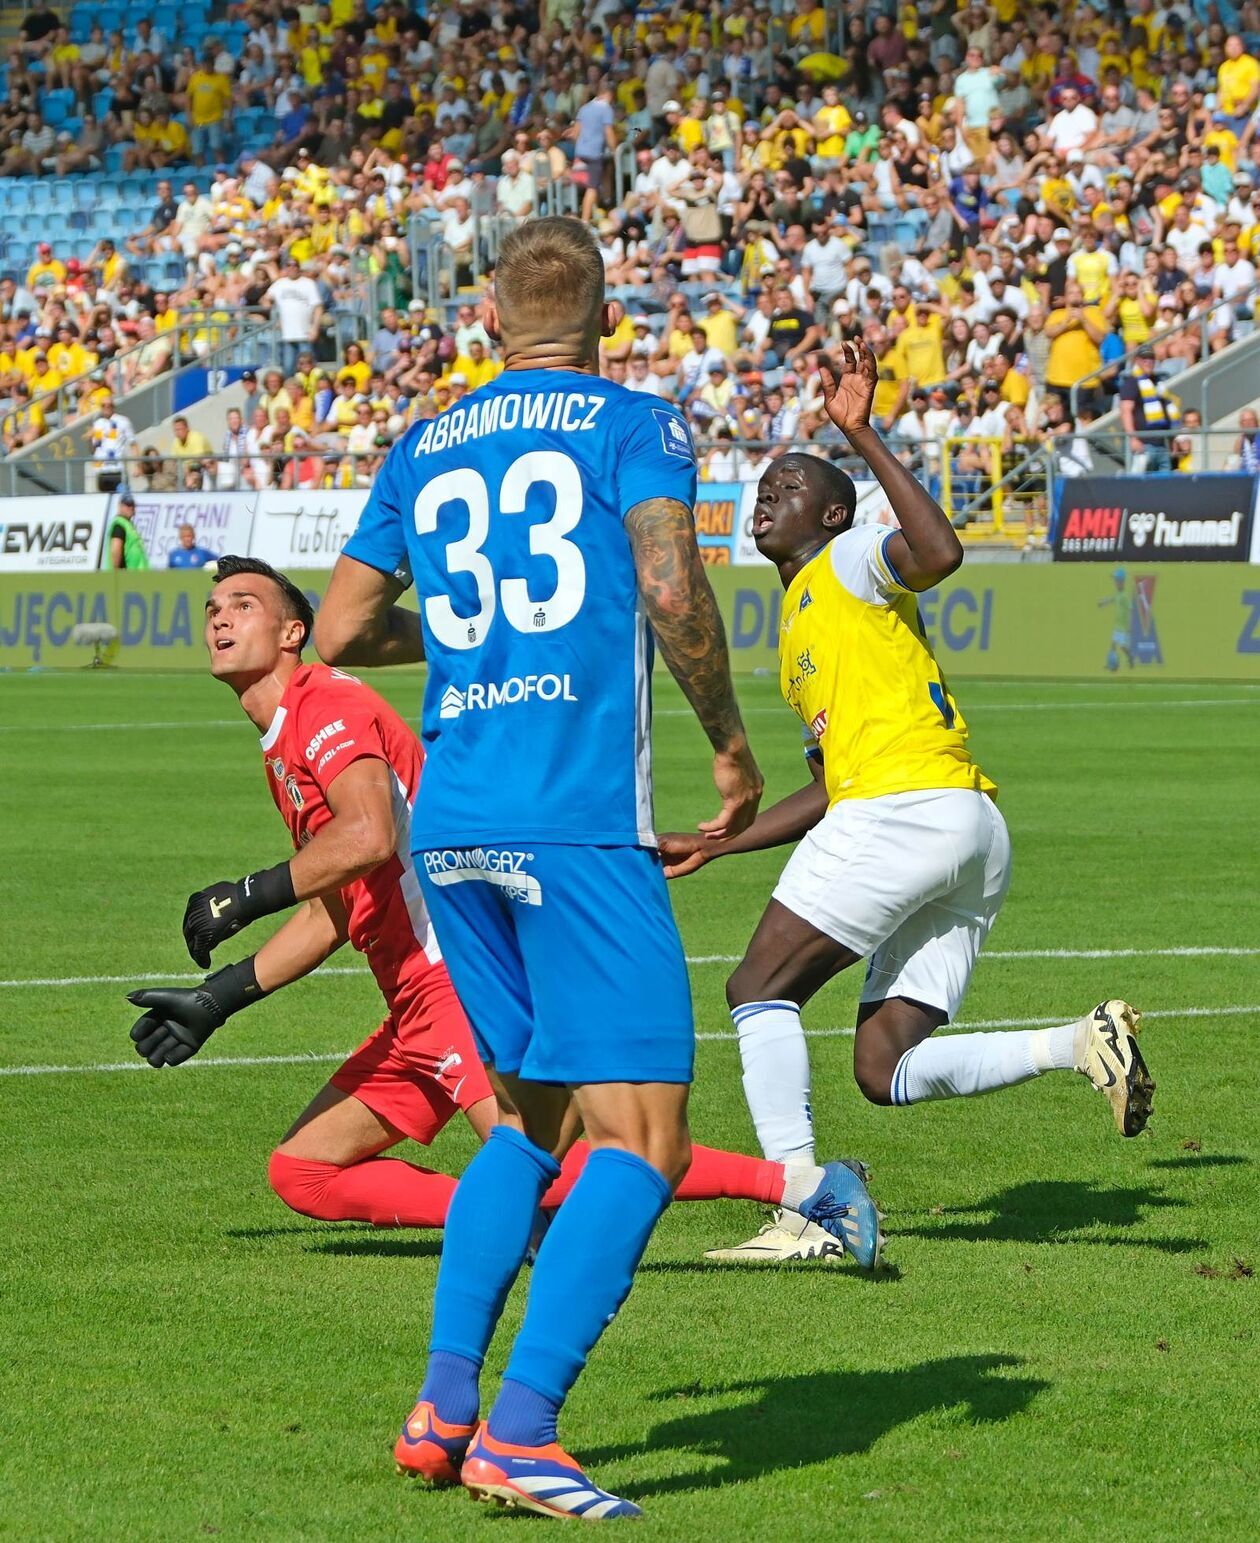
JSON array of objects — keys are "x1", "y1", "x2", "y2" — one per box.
[{"x1": 330, "y1": 964, "x2": 493, "y2": 1144}]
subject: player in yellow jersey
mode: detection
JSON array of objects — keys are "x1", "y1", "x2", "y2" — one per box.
[{"x1": 663, "y1": 342, "x2": 1154, "y2": 1264}]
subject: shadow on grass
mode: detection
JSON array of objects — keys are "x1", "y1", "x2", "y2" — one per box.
[
  {"x1": 1148, "y1": 1155, "x2": 1251, "y2": 1170},
  {"x1": 580, "y1": 1355, "x2": 1046, "y2": 1499},
  {"x1": 311, "y1": 1235, "x2": 442, "y2": 1259},
  {"x1": 641, "y1": 1259, "x2": 904, "y2": 1283},
  {"x1": 896, "y1": 1179, "x2": 1203, "y2": 1253},
  {"x1": 223, "y1": 1223, "x2": 441, "y2": 1258}
]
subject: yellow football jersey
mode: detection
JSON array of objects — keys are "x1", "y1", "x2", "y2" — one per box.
[{"x1": 777, "y1": 526, "x2": 996, "y2": 806}]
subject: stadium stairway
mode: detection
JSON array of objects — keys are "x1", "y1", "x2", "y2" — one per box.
[{"x1": 1085, "y1": 329, "x2": 1260, "y2": 473}]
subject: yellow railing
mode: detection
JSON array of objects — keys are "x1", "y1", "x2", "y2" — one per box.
[{"x1": 940, "y1": 436, "x2": 1006, "y2": 533}]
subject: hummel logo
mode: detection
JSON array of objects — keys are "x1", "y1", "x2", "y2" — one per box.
[
  {"x1": 209, "y1": 896, "x2": 232, "y2": 918},
  {"x1": 1128, "y1": 510, "x2": 1157, "y2": 547}
]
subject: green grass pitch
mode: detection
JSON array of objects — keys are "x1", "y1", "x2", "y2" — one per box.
[{"x1": 1, "y1": 667, "x2": 1258, "y2": 1539}]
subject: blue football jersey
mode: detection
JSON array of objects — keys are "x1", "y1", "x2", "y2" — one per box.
[{"x1": 342, "y1": 368, "x2": 698, "y2": 848}]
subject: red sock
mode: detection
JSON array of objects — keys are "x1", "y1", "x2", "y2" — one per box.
[
  {"x1": 267, "y1": 1151, "x2": 458, "y2": 1229},
  {"x1": 540, "y1": 1142, "x2": 784, "y2": 1208},
  {"x1": 674, "y1": 1143, "x2": 785, "y2": 1204}
]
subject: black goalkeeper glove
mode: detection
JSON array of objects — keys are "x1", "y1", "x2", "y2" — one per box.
[
  {"x1": 128, "y1": 959, "x2": 268, "y2": 1068},
  {"x1": 182, "y1": 862, "x2": 296, "y2": 967}
]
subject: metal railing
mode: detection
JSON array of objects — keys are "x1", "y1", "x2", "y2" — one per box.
[
  {"x1": 5, "y1": 312, "x2": 268, "y2": 451},
  {"x1": 10, "y1": 429, "x2": 1252, "y2": 548},
  {"x1": 4, "y1": 312, "x2": 282, "y2": 494},
  {"x1": 1070, "y1": 275, "x2": 1260, "y2": 422},
  {"x1": 6, "y1": 446, "x2": 400, "y2": 501}
]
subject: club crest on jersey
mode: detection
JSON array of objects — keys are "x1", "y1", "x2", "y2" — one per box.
[
  {"x1": 269, "y1": 757, "x2": 285, "y2": 780},
  {"x1": 652, "y1": 408, "x2": 695, "y2": 462},
  {"x1": 285, "y1": 774, "x2": 305, "y2": 811}
]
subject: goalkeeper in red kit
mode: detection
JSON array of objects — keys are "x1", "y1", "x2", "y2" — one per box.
[{"x1": 126, "y1": 556, "x2": 838, "y2": 1281}]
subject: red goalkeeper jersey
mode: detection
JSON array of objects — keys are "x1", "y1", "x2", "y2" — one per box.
[{"x1": 258, "y1": 663, "x2": 441, "y2": 1010}]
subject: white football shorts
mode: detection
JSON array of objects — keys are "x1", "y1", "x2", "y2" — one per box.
[{"x1": 771, "y1": 787, "x2": 1012, "y2": 1021}]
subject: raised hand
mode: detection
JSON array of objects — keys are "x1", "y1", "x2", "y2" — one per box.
[{"x1": 818, "y1": 339, "x2": 879, "y2": 438}]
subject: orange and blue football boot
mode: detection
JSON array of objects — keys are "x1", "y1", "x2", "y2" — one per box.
[
  {"x1": 393, "y1": 1399, "x2": 477, "y2": 1485},
  {"x1": 461, "y1": 1424, "x2": 643, "y2": 1520}
]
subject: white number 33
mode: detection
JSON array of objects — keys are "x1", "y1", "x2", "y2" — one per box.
[{"x1": 412, "y1": 451, "x2": 585, "y2": 650}]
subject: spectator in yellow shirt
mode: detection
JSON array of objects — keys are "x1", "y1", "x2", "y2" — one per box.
[
  {"x1": 870, "y1": 329, "x2": 910, "y2": 428},
  {"x1": 338, "y1": 342, "x2": 372, "y2": 392},
  {"x1": 46, "y1": 26, "x2": 79, "y2": 90},
  {"x1": 152, "y1": 294, "x2": 179, "y2": 334},
  {"x1": 47, "y1": 324, "x2": 95, "y2": 381},
  {"x1": 1218, "y1": 35, "x2": 1260, "y2": 133},
  {"x1": 990, "y1": 354, "x2": 1031, "y2": 407},
  {"x1": 28, "y1": 355, "x2": 64, "y2": 398},
  {"x1": 697, "y1": 292, "x2": 740, "y2": 357},
  {"x1": 676, "y1": 100, "x2": 707, "y2": 156},
  {"x1": 1045, "y1": 281, "x2": 1108, "y2": 396},
  {"x1": 1107, "y1": 270, "x2": 1157, "y2": 347},
  {"x1": 151, "y1": 112, "x2": 192, "y2": 168},
  {"x1": 894, "y1": 303, "x2": 948, "y2": 389},
  {"x1": 812, "y1": 84, "x2": 851, "y2": 167},
  {"x1": 1, "y1": 385, "x2": 45, "y2": 450},
  {"x1": 26, "y1": 244, "x2": 65, "y2": 294},
  {"x1": 453, "y1": 340, "x2": 501, "y2": 390},
  {"x1": 186, "y1": 54, "x2": 233, "y2": 164},
  {"x1": 89, "y1": 239, "x2": 127, "y2": 291},
  {"x1": 169, "y1": 415, "x2": 214, "y2": 462},
  {"x1": 788, "y1": 0, "x2": 826, "y2": 49}
]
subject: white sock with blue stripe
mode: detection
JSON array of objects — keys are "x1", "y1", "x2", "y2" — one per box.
[
  {"x1": 890, "y1": 1024, "x2": 1077, "y2": 1105},
  {"x1": 730, "y1": 1000, "x2": 816, "y2": 1165}
]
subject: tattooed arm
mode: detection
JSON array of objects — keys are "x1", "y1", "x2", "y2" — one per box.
[{"x1": 626, "y1": 496, "x2": 763, "y2": 839}]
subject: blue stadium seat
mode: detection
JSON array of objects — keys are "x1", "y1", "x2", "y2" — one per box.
[
  {"x1": 50, "y1": 178, "x2": 77, "y2": 207},
  {"x1": 41, "y1": 93, "x2": 73, "y2": 127},
  {"x1": 28, "y1": 183, "x2": 54, "y2": 213},
  {"x1": 93, "y1": 88, "x2": 114, "y2": 119},
  {"x1": 103, "y1": 146, "x2": 127, "y2": 173},
  {"x1": 70, "y1": 11, "x2": 94, "y2": 42},
  {"x1": 97, "y1": 8, "x2": 124, "y2": 32}
]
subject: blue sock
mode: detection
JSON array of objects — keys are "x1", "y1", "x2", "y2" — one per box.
[
  {"x1": 488, "y1": 1147, "x2": 672, "y2": 1444},
  {"x1": 418, "y1": 1350, "x2": 480, "y2": 1428},
  {"x1": 421, "y1": 1125, "x2": 560, "y2": 1425},
  {"x1": 488, "y1": 1379, "x2": 560, "y2": 1447}
]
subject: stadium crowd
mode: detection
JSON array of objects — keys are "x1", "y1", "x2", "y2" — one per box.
[{"x1": 5, "y1": 0, "x2": 1260, "y2": 504}]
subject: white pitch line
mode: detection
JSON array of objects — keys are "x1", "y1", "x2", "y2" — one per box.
[
  {"x1": 6, "y1": 697, "x2": 1253, "y2": 735},
  {"x1": 0, "y1": 719, "x2": 242, "y2": 733},
  {"x1": 2, "y1": 1002, "x2": 1256, "y2": 1077},
  {"x1": 3, "y1": 944, "x2": 1258, "y2": 991},
  {"x1": 656, "y1": 698, "x2": 1259, "y2": 717}
]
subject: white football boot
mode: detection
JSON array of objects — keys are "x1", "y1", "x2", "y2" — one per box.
[
  {"x1": 703, "y1": 1207, "x2": 848, "y2": 1264},
  {"x1": 1074, "y1": 999, "x2": 1154, "y2": 1136}
]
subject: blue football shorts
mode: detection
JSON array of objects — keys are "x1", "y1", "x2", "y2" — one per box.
[{"x1": 415, "y1": 842, "x2": 695, "y2": 1086}]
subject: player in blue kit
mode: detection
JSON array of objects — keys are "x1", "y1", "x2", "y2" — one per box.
[{"x1": 316, "y1": 217, "x2": 878, "y2": 1520}]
